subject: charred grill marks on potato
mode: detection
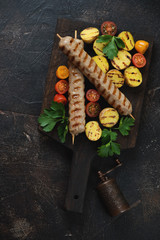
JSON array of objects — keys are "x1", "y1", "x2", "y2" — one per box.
[
  {"x1": 125, "y1": 32, "x2": 129, "y2": 40},
  {"x1": 111, "y1": 60, "x2": 120, "y2": 69},
  {"x1": 130, "y1": 39, "x2": 133, "y2": 46},
  {"x1": 123, "y1": 62, "x2": 128, "y2": 67},
  {"x1": 126, "y1": 55, "x2": 131, "y2": 60},
  {"x1": 122, "y1": 37, "x2": 129, "y2": 50}
]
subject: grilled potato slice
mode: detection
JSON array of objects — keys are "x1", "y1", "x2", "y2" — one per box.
[
  {"x1": 99, "y1": 108, "x2": 119, "y2": 128},
  {"x1": 93, "y1": 40, "x2": 107, "y2": 56},
  {"x1": 111, "y1": 50, "x2": 132, "y2": 70},
  {"x1": 85, "y1": 121, "x2": 102, "y2": 141},
  {"x1": 92, "y1": 56, "x2": 109, "y2": 73},
  {"x1": 80, "y1": 27, "x2": 99, "y2": 44},
  {"x1": 124, "y1": 66, "x2": 142, "y2": 87},
  {"x1": 106, "y1": 69, "x2": 124, "y2": 88},
  {"x1": 118, "y1": 31, "x2": 135, "y2": 51}
]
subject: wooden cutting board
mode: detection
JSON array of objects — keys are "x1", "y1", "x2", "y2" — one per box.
[{"x1": 39, "y1": 18, "x2": 153, "y2": 213}]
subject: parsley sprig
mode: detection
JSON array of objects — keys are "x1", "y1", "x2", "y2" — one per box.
[
  {"x1": 98, "y1": 129, "x2": 120, "y2": 157},
  {"x1": 96, "y1": 35, "x2": 125, "y2": 60},
  {"x1": 117, "y1": 117, "x2": 135, "y2": 136},
  {"x1": 38, "y1": 101, "x2": 68, "y2": 143},
  {"x1": 97, "y1": 117, "x2": 135, "y2": 158}
]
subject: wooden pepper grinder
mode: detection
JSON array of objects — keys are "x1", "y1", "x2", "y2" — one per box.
[{"x1": 97, "y1": 159, "x2": 130, "y2": 217}]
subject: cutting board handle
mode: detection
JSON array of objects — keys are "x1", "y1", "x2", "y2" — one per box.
[{"x1": 65, "y1": 147, "x2": 94, "y2": 213}]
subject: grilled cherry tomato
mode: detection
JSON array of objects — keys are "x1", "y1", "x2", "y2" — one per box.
[
  {"x1": 86, "y1": 89, "x2": 100, "y2": 102},
  {"x1": 55, "y1": 80, "x2": 69, "y2": 94},
  {"x1": 86, "y1": 102, "x2": 101, "y2": 118},
  {"x1": 101, "y1": 21, "x2": 117, "y2": 36},
  {"x1": 135, "y1": 40, "x2": 149, "y2": 54},
  {"x1": 132, "y1": 53, "x2": 146, "y2": 68},
  {"x1": 54, "y1": 94, "x2": 67, "y2": 105}
]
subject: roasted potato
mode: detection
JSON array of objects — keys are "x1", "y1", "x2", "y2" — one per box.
[
  {"x1": 93, "y1": 40, "x2": 107, "y2": 56},
  {"x1": 124, "y1": 66, "x2": 142, "y2": 87},
  {"x1": 92, "y1": 56, "x2": 109, "y2": 73},
  {"x1": 106, "y1": 69, "x2": 124, "y2": 88},
  {"x1": 118, "y1": 31, "x2": 135, "y2": 51},
  {"x1": 85, "y1": 121, "x2": 102, "y2": 141},
  {"x1": 80, "y1": 27, "x2": 99, "y2": 44},
  {"x1": 99, "y1": 108, "x2": 119, "y2": 128},
  {"x1": 111, "y1": 50, "x2": 132, "y2": 70}
]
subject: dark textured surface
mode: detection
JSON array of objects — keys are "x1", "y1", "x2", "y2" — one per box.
[{"x1": 0, "y1": 0, "x2": 160, "y2": 240}]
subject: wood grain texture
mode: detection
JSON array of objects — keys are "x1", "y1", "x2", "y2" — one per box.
[{"x1": 39, "y1": 18, "x2": 153, "y2": 213}]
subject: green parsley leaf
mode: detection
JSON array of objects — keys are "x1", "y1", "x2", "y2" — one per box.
[
  {"x1": 102, "y1": 129, "x2": 117, "y2": 143},
  {"x1": 97, "y1": 129, "x2": 120, "y2": 158},
  {"x1": 97, "y1": 143, "x2": 110, "y2": 158},
  {"x1": 96, "y1": 35, "x2": 125, "y2": 60},
  {"x1": 96, "y1": 35, "x2": 112, "y2": 43},
  {"x1": 111, "y1": 142, "x2": 120, "y2": 155},
  {"x1": 103, "y1": 37, "x2": 118, "y2": 60},
  {"x1": 118, "y1": 117, "x2": 135, "y2": 136},
  {"x1": 43, "y1": 109, "x2": 63, "y2": 118},
  {"x1": 97, "y1": 116, "x2": 135, "y2": 158},
  {"x1": 38, "y1": 101, "x2": 68, "y2": 142},
  {"x1": 98, "y1": 141, "x2": 120, "y2": 158},
  {"x1": 114, "y1": 37, "x2": 125, "y2": 49},
  {"x1": 57, "y1": 118, "x2": 68, "y2": 143},
  {"x1": 42, "y1": 120, "x2": 58, "y2": 132},
  {"x1": 50, "y1": 101, "x2": 65, "y2": 116}
]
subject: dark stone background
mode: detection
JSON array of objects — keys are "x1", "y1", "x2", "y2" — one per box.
[{"x1": 0, "y1": 0, "x2": 160, "y2": 239}]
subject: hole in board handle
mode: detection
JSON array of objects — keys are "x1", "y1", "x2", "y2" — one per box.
[{"x1": 74, "y1": 195, "x2": 79, "y2": 199}]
